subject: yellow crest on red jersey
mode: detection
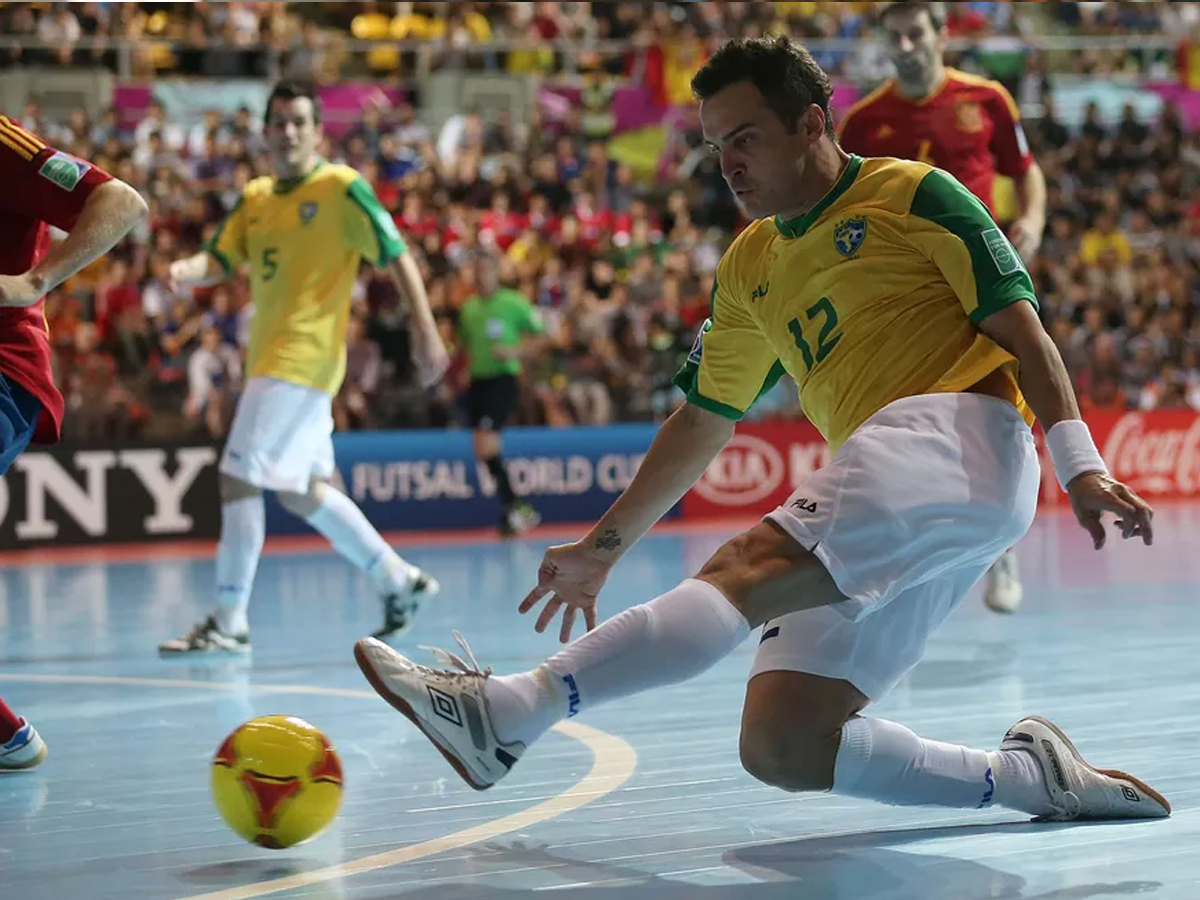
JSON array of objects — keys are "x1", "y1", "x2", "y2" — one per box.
[{"x1": 955, "y1": 101, "x2": 984, "y2": 133}]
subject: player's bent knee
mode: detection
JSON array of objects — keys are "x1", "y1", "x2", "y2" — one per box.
[
  {"x1": 738, "y1": 671, "x2": 868, "y2": 792},
  {"x1": 219, "y1": 472, "x2": 261, "y2": 504},
  {"x1": 276, "y1": 480, "x2": 324, "y2": 518},
  {"x1": 739, "y1": 729, "x2": 833, "y2": 793}
]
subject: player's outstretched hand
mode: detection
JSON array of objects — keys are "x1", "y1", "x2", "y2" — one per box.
[
  {"x1": 165, "y1": 259, "x2": 188, "y2": 294},
  {"x1": 0, "y1": 272, "x2": 43, "y2": 308},
  {"x1": 410, "y1": 321, "x2": 450, "y2": 389},
  {"x1": 519, "y1": 541, "x2": 611, "y2": 643},
  {"x1": 1066, "y1": 471, "x2": 1154, "y2": 550}
]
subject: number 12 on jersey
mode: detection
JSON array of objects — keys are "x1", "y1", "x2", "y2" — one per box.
[{"x1": 788, "y1": 296, "x2": 842, "y2": 372}]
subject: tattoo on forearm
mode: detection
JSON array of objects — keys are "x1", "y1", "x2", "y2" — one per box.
[{"x1": 594, "y1": 529, "x2": 622, "y2": 552}]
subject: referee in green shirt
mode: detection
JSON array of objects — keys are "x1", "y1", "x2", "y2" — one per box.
[{"x1": 458, "y1": 254, "x2": 548, "y2": 536}]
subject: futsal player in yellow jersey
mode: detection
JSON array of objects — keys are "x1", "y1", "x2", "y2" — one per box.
[
  {"x1": 159, "y1": 82, "x2": 449, "y2": 654},
  {"x1": 355, "y1": 39, "x2": 1170, "y2": 823}
]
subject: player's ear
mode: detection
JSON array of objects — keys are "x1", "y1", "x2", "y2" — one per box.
[{"x1": 803, "y1": 104, "x2": 826, "y2": 142}]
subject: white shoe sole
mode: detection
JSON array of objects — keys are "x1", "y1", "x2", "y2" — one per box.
[
  {"x1": 1018, "y1": 715, "x2": 1170, "y2": 820},
  {"x1": 983, "y1": 589, "x2": 1023, "y2": 614},
  {"x1": 0, "y1": 739, "x2": 47, "y2": 771},
  {"x1": 354, "y1": 639, "x2": 492, "y2": 791}
]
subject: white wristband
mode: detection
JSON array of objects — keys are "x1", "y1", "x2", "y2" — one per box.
[{"x1": 1046, "y1": 419, "x2": 1108, "y2": 490}]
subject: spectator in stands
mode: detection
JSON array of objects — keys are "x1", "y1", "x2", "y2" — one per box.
[
  {"x1": 334, "y1": 313, "x2": 383, "y2": 432},
  {"x1": 9, "y1": 0, "x2": 1200, "y2": 444},
  {"x1": 186, "y1": 323, "x2": 240, "y2": 438}
]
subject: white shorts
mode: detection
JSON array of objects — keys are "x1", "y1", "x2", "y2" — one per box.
[
  {"x1": 753, "y1": 392, "x2": 1040, "y2": 700},
  {"x1": 220, "y1": 376, "x2": 335, "y2": 494}
]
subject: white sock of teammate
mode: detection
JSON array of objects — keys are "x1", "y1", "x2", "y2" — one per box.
[
  {"x1": 304, "y1": 485, "x2": 418, "y2": 592},
  {"x1": 833, "y1": 716, "x2": 1056, "y2": 815},
  {"x1": 214, "y1": 495, "x2": 265, "y2": 636},
  {"x1": 484, "y1": 578, "x2": 750, "y2": 746}
]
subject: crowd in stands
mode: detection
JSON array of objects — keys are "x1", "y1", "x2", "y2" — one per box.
[
  {"x1": 2, "y1": 2, "x2": 1194, "y2": 82},
  {"x1": 8, "y1": 1, "x2": 1200, "y2": 442}
]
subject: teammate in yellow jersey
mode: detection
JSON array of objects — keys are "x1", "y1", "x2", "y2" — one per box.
[
  {"x1": 354, "y1": 39, "x2": 1170, "y2": 825},
  {"x1": 159, "y1": 82, "x2": 449, "y2": 655}
]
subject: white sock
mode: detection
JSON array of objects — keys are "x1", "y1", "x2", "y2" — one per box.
[
  {"x1": 304, "y1": 486, "x2": 417, "y2": 591},
  {"x1": 988, "y1": 746, "x2": 1058, "y2": 815},
  {"x1": 833, "y1": 716, "x2": 1055, "y2": 815},
  {"x1": 484, "y1": 578, "x2": 750, "y2": 746},
  {"x1": 214, "y1": 495, "x2": 265, "y2": 636}
]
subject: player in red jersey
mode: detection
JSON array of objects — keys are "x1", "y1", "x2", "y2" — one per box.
[
  {"x1": 838, "y1": 1, "x2": 1047, "y2": 615},
  {"x1": 0, "y1": 115, "x2": 147, "y2": 769}
]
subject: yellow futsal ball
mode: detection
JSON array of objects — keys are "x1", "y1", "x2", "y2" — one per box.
[{"x1": 211, "y1": 715, "x2": 344, "y2": 849}]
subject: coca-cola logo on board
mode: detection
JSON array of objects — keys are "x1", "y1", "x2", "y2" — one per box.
[
  {"x1": 1102, "y1": 413, "x2": 1200, "y2": 494},
  {"x1": 693, "y1": 434, "x2": 785, "y2": 506}
]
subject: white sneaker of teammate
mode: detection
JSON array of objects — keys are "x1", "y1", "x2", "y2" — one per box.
[
  {"x1": 354, "y1": 633, "x2": 523, "y2": 790},
  {"x1": 1001, "y1": 715, "x2": 1170, "y2": 820},
  {"x1": 373, "y1": 567, "x2": 440, "y2": 643},
  {"x1": 983, "y1": 548, "x2": 1023, "y2": 613},
  {"x1": 0, "y1": 719, "x2": 47, "y2": 770},
  {"x1": 158, "y1": 615, "x2": 251, "y2": 655}
]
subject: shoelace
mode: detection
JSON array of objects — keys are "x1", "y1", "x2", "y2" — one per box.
[
  {"x1": 1060, "y1": 791, "x2": 1083, "y2": 819},
  {"x1": 416, "y1": 630, "x2": 492, "y2": 679}
]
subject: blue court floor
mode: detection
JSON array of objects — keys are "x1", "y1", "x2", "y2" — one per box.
[{"x1": 2, "y1": 505, "x2": 1199, "y2": 900}]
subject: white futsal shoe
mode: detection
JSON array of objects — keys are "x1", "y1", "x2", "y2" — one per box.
[
  {"x1": 1001, "y1": 715, "x2": 1170, "y2": 821},
  {"x1": 354, "y1": 633, "x2": 523, "y2": 790},
  {"x1": 983, "y1": 548, "x2": 1023, "y2": 613},
  {"x1": 0, "y1": 719, "x2": 47, "y2": 770}
]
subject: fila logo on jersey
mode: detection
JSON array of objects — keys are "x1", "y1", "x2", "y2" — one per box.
[
  {"x1": 833, "y1": 217, "x2": 867, "y2": 257},
  {"x1": 38, "y1": 151, "x2": 90, "y2": 191},
  {"x1": 300, "y1": 201, "x2": 318, "y2": 224},
  {"x1": 751, "y1": 281, "x2": 770, "y2": 301}
]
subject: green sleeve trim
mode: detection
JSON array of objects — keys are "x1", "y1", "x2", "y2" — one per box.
[
  {"x1": 755, "y1": 359, "x2": 787, "y2": 402},
  {"x1": 686, "y1": 390, "x2": 746, "y2": 421},
  {"x1": 672, "y1": 344, "x2": 786, "y2": 422},
  {"x1": 207, "y1": 247, "x2": 232, "y2": 278},
  {"x1": 909, "y1": 168, "x2": 1039, "y2": 323},
  {"x1": 346, "y1": 177, "x2": 406, "y2": 266},
  {"x1": 203, "y1": 197, "x2": 242, "y2": 276}
]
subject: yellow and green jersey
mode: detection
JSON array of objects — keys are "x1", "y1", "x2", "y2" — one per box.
[
  {"x1": 206, "y1": 160, "x2": 405, "y2": 396},
  {"x1": 674, "y1": 155, "x2": 1037, "y2": 450}
]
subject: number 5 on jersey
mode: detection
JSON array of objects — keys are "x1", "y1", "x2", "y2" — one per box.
[
  {"x1": 788, "y1": 296, "x2": 842, "y2": 372},
  {"x1": 261, "y1": 247, "x2": 279, "y2": 281}
]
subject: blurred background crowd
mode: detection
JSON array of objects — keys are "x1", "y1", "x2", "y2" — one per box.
[{"x1": 6, "y1": 0, "x2": 1200, "y2": 442}]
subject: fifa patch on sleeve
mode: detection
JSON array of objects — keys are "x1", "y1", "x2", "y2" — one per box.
[
  {"x1": 1015, "y1": 122, "x2": 1030, "y2": 158},
  {"x1": 981, "y1": 227, "x2": 1023, "y2": 276},
  {"x1": 688, "y1": 318, "x2": 712, "y2": 365},
  {"x1": 38, "y1": 151, "x2": 91, "y2": 191}
]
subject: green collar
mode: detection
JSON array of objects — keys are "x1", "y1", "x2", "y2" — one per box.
[
  {"x1": 274, "y1": 159, "x2": 324, "y2": 194},
  {"x1": 774, "y1": 154, "x2": 863, "y2": 239}
]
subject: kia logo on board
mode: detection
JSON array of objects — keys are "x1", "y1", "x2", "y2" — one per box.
[{"x1": 692, "y1": 434, "x2": 785, "y2": 506}]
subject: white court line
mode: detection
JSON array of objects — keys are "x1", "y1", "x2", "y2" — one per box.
[{"x1": 0, "y1": 671, "x2": 639, "y2": 900}]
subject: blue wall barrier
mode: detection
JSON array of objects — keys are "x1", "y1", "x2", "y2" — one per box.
[{"x1": 264, "y1": 424, "x2": 667, "y2": 535}]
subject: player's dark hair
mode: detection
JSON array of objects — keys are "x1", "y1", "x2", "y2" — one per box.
[
  {"x1": 879, "y1": 2, "x2": 947, "y2": 32},
  {"x1": 264, "y1": 81, "x2": 322, "y2": 126},
  {"x1": 690, "y1": 36, "x2": 835, "y2": 136}
]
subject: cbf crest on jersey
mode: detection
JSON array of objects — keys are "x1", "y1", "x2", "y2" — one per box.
[
  {"x1": 833, "y1": 217, "x2": 867, "y2": 257},
  {"x1": 300, "y1": 201, "x2": 319, "y2": 224}
]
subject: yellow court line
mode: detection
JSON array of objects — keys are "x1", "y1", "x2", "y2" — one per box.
[{"x1": 0, "y1": 672, "x2": 639, "y2": 900}]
